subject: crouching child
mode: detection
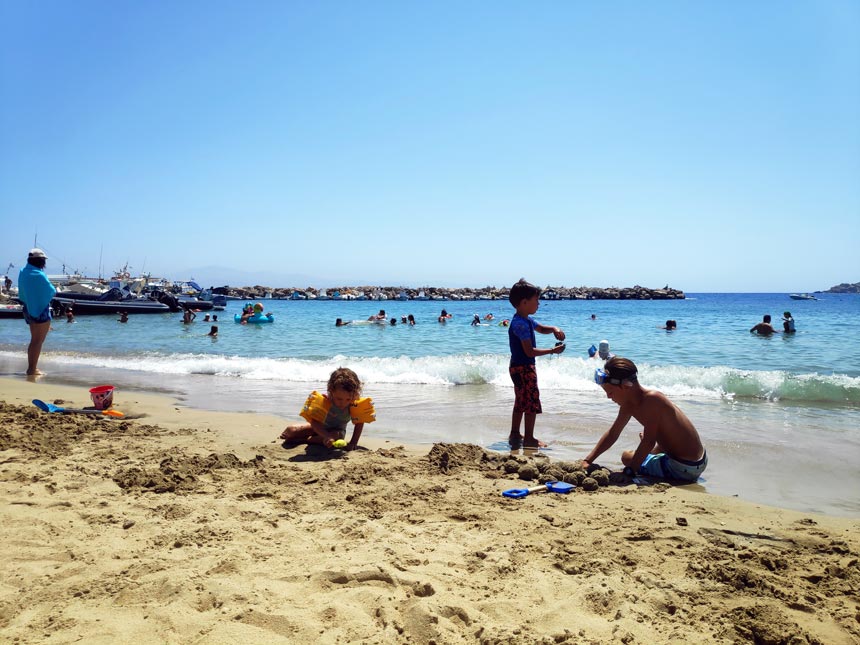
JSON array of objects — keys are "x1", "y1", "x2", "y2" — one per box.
[
  {"x1": 279, "y1": 367, "x2": 375, "y2": 451},
  {"x1": 583, "y1": 357, "x2": 707, "y2": 482}
]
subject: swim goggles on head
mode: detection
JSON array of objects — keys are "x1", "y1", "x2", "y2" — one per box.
[{"x1": 594, "y1": 369, "x2": 636, "y2": 385}]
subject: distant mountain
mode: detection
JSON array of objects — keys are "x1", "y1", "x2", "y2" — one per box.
[{"x1": 825, "y1": 282, "x2": 860, "y2": 294}]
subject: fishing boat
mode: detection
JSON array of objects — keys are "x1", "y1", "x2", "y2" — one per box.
[{"x1": 789, "y1": 293, "x2": 818, "y2": 301}]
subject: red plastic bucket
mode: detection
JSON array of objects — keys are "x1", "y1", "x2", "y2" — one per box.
[{"x1": 89, "y1": 385, "x2": 115, "y2": 410}]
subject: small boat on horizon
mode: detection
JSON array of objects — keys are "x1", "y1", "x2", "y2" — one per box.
[{"x1": 789, "y1": 293, "x2": 818, "y2": 301}]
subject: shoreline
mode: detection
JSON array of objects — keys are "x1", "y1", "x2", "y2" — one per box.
[
  {"x1": 1, "y1": 377, "x2": 859, "y2": 643},
  {"x1": 4, "y1": 355, "x2": 860, "y2": 519}
]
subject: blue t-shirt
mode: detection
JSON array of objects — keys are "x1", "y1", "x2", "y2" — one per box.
[{"x1": 509, "y1": 313, "x2": 538, "y2": 367}]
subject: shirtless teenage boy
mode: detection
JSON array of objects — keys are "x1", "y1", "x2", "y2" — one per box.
[{"x1": 583, "y1": 357, "x2": 707, "y2": 482}]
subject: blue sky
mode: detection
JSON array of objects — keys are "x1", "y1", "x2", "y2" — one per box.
[{"x1": 2, "y1": 1, "x2": 858, "y2": 292}]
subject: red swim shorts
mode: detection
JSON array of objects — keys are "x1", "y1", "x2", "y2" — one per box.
[{"x1": 509, "y1": 364, "x2": 542, "y2": 414}]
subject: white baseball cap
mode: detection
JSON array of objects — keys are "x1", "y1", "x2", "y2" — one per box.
[{"x1": 28, "y1": 248, "x2": 47, "y2": 259}]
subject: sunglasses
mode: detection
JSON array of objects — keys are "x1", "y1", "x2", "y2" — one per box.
[{"x1": 594, "y1": 369, "x2": 636, "y2": 386}]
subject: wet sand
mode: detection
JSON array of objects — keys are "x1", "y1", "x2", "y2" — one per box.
[
  {"x1": 5, "y1": 355, "x2": 858, "y2": 518},
  {"x1": 1, "y1": 377, "x2": 858, "y2": 644}
]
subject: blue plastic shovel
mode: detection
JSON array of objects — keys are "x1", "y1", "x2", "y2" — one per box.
[
  {"x1": 32, "y1": 399, "x2": 124, "y2": 417},
  {"x1": 502, "y1": 481, "x2": 575, "y2": 498}
]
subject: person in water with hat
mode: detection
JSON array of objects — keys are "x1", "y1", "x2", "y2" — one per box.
[
  {"x1": 590, "y1": 339, "x2": 614, "y2": 361},
  {"x1": 584, "y1": 357, "x2": 707, "y2": 482},
  {"x1": 17, "y1": 248, "x2": 56, "y2": 376}
]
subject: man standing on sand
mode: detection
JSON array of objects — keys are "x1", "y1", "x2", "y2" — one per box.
[{"x1": 17, "y1": 248, "x2": 56, "y2": 376}]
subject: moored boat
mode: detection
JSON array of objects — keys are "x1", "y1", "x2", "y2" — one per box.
[
  {"x1": 53, "y1": 297, "x2": 172, "y2": 315},
  {"x1": 52, "y1": 287, "x2": 178, "y2": 315},
  {"x1": 0, "y1": 303, "x2": 23, "y2": 318},
  {"x1": 177, "y1": 297, "x2": 214, "y2": 311}
]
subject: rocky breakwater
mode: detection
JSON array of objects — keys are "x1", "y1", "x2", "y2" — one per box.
[
  {"x1": 218, "y1": 284, "x2": 685, "y2": 301},
  {"x1": 556, "y1": 285, "x2": 686, "y2": 300}
]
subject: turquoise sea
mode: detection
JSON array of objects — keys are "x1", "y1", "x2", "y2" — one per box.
[{"x1": 2, "y1": 292, "x2": 859, "y2": 516}]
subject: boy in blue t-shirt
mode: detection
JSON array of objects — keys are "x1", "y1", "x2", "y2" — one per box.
[{"x1": 507, "y1": 278, "x2": 566, "y2": 449}]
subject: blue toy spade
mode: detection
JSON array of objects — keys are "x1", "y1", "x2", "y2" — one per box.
[{"x1": 502, "y1": 481, "x2": 574, "y2": 498}]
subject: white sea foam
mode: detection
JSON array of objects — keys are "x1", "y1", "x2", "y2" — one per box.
[{"x1": 6, "y1": 349, "x2": 858, "y2": 405}]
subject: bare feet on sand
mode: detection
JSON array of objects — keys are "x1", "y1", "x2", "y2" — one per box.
[
  {"x1": 510, "y1": 433, "x2": 547, "y2": 449},
  {"x1": 523, "y1": 437, "x2": 548, "y2": 448}
]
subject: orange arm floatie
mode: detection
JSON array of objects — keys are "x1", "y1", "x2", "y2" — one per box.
[
  {"x1": 299, "y1": 391, "x2": 331, "y2": 424},
  {"x1": 350, "y1": 397, "x2": 376, "y2": 424}
]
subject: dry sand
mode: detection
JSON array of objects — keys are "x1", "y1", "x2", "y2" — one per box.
[{"x1": 1, "y1": 378, "x2": 858, "y2": 644}]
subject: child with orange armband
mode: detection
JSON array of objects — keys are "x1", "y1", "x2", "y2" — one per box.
[{"x1": 278, "y1": 367, "x2": 375, "y2": 450}]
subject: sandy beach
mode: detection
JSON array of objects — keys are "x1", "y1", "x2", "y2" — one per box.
[{"x1": 1, "y1": 377, "x2": 858, "y2": 644}]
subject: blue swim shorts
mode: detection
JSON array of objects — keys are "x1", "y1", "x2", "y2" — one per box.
[
  {"x1": 23, "y1": 304, "x2": 52, "y2": 325},
  {"x1": 639, "y1": 451, "x2": 707, "y2": 483}
]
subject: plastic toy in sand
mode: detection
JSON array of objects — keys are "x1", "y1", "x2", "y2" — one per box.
[
  {"x1": 33, "y1": 399, "x2": 124, "y2": 418},
  {"x1": 501, "y1": 481, "x2": 574, "y2": 498}
]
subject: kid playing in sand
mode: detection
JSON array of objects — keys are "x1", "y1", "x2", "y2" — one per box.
[
  {"x1": 507, "y1": 278, "x2": 566, "y2": 449},
  {"x1": 279, "y1": 367, "x2": 375, "y2": 451},
  {"x1": 583, "y1": 357, "x2": 707, "y2": 482}
]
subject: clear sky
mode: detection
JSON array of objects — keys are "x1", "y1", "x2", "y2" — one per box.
[{"x1": 2, "y1": 1, "x2": 858, "y2": 292}]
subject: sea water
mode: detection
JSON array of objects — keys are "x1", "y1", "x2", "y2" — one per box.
[{"x1": 1, "y1": 293, "x2": 858, "y2": 516}]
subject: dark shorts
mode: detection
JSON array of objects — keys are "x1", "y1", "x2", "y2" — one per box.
[
  {"x1": 509, "y1": 363, "x2": 542, "y2": 414},
  {"x1": 23, "y1": 304, "x2": 52, "y2": 325}
]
